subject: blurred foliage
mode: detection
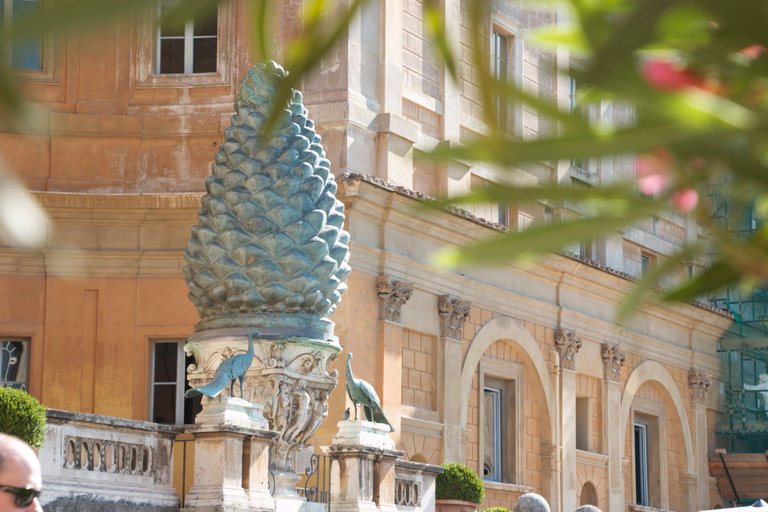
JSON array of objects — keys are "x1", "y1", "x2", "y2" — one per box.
[{"x1": 3, "y1": 0, "x2": 768, "y2": 321}]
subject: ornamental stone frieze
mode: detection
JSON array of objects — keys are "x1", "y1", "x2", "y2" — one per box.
[
  {"x1": 688, "y1": 369, "x2": 712, "y2": 405},
  {"x1": 438, "y1": 295, "x2": 471, "y2": 340},
  {"x1": 555, "y1": 329, "x2": 582, "y2": 371},
  {"x1": 63, "y1": 436, "x2": 153, "y2": 476},
  {"x1": 377, "y1": 275, "x2": 413, "y2": 323},
  {"x1": 601, "y1": 343, "x2": 626, "y2": 382}
]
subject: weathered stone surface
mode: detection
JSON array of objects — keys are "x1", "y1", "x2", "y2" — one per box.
[
  {"x1": 183, "y1": 61, "x2": 351, "y2": 331},
  {"x1": 574, "y1": 506, "x2": 601, "y2": 512},
  {"x1": 513, "y1": 493, "x2": 550, "y2": 512}
]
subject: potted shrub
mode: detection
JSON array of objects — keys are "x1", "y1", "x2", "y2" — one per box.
[
  {"x1": 0, "y1": 387, "x2": 47, "y2": 448},
  {"x1": 435, "y1": 463, "x2": 485, "y2": 512}
]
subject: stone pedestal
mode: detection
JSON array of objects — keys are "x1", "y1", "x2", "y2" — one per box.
[
  {"x1": 324, "y1": 421, "x2": 404, "y2": 512},
  {"x1": 182, "y1": 397, "x2": 278, "y2": 512}
]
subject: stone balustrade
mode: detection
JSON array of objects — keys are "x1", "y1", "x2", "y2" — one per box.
[
  {"x1": 40, "y1": 409, "x2": 183, "y2": 511},
  {"x1": 393, "y1": 460, "x2": 443, "y2": 512}
]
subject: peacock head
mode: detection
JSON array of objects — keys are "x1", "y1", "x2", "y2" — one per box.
[{"x1": 347, "y1": 353, "x2": 353, "y2": 361}]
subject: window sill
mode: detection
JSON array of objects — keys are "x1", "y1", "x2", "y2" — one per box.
[{"x1": 481, "y1": 481, "x2": 536, "y2": 494}]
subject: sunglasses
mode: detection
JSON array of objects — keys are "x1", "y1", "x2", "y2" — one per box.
[{"x1": 0, "y1": 485, "x2": 41, "y2": 508}]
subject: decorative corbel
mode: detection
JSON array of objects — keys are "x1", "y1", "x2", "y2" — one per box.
[
  {"x1": 601, "y1": 343, "x2": 626, "y2": 382},
  {"x1": 688, "y1": 369, "x2": 712, "y2": 405},
  {"x1": 438, "y1": 295, "x2": 471, "y2": 340},
  {"x1": 377, "y1": 276, "x2": 413, "y2": 323},
  {"x1": 555, "y1": 329, "x2": 582, "y2": 371}
]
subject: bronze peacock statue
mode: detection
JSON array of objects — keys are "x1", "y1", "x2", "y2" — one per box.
[
  {"x1": 345, "y1": 353, "x2": 394, "y2": 432},
  {"x1": 186, "y1": 330, "x2": 258, "y2": 399}
]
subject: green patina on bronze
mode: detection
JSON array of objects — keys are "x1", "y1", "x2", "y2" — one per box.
[{"x1": 183, "y1": 61, "x2": 351, "y2": 332}]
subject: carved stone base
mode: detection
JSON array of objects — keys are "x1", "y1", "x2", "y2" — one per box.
[
  {"x1": 325, "y1": 421, "x2": 403, "y2": 512},
  {"x1": 186, "y1": 328, "x2": 341, "y2": 474},
  {"x1": 331, "y1": 420, "x2": 396, "y2": 450},
  {"x1": 195, "y1": 396, "x2": 268, "y2": 430}
]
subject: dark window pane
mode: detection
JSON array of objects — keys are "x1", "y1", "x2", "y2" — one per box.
[
  {"x1": 152, "y1": 384, "x2": 176, "y2": 424},
  {"x1": 160, "y1": 6, "x2": 185, "y2": 37},
  {"x1": 1, "y1": 341, "x2": 25, "y2": 382},
  {"x1": 160, "y1": 39, "x2": 185, "y2": 74},
  {"x1": 194, "y1": 9, "x2": 218, "y2": 36},
  {"x1": 193, "y1": 38, "x2": 217, "y2": 73},
  {"x1": 154, "y1": 343, "x2": 177, "y2": 382},
  {"x1": 11, "y1": 0, "x2": 41, "y2": 69}
]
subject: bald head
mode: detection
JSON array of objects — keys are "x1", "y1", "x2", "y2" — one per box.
[
  {"x1": 0, "y1": 434, "x2": 42, "y2": 511},
  {"x1": 0, "y1": 434, "x2": 37, "y2": 471}
]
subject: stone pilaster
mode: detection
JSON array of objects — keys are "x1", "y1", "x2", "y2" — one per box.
[
  {"x1": 556, "y1": 330, "x2": 581, "y2": 512},
  {"x1": 689, "y1": 369, "x2": 712, "y2": 511},
  {"x1": 376, "y1": 276, "x2": 413, "y2": 439},
  {"x1": 325, "y1": 421, "x2": 404, "y2": 512},
  {"x1": 182, "y1": 401, "x2": 278, "y2": 512},
  {"x1": 439, "y1": 296, "x2": 471, "y2": 464},
  {"x1": 601, "y1": 343, "x2": 626, "y2": 512}
]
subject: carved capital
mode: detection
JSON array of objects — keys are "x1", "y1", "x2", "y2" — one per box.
[
  {"x1": 555, "y1": 329, "x2": 582, "y2": 371},
  {"x1": 377, "y1": 276, "x2": 413, "y2": 323},
  {"x1": 438, "y1": 295, "x2": 471, "y2": 340},
  {"x1": 601, "y1": 343, "x2": 626, "y2": 382},
  {"x1": 688, "y1": 369, "x2": 712, "y2": 405}
]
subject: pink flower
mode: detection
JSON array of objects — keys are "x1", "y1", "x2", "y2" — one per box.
[
  {"x1": 637, "y1": 148, "x2": 674, "y2": 195},
  {"x1": 643, "y1": 61, "x2": 702, "y2": 91},
  {"x1": 671, "y1": 189, "x2": 699, "y2": 212},
  {"x1": 739, "y1": 45, "x2": 767, "y2": 59},
  {"x1": 638, "y1": 174, "x2": 670, "y2": 195}
]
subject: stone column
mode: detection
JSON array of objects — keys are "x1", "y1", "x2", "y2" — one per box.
[
  {"x1": 439, "y1": 295, "x2": 471, "y2": 464},
  {"x1": 601, "y1": 343, "x2": 626, "y2": 512},
  {"x1": 376, "y1": 276, "x2": 414, "y2": 439},
  {"x1": 556, "y1": 330, "x2": 582, "y2": 512},
  {"x1": 325, "y1": 421, "x2": 405, "y2": 512},
  {"x1": 689, "y1": 369, "x2": 712, "y2": 511},
  {"x1": 183, "y1": 397, "x2": 278, "y2": 512},
  {"x1": 679, "y1": 471, "x2": 698, "y2": 512}
]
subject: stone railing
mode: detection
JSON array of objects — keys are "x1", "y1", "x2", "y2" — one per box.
[
  {"x1": 40, "y1": 409, "x2": 183, "y2": 511},
  {"x1": 394, "y1": 459, "x2": 444, "y2": 512}
]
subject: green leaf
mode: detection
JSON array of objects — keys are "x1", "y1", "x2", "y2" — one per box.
[
  {"x1": 528, "y1": 23, "x2": 593, "y2": 54},
  {"x1": 430, "y1": 202, "x2": 661, "y2": 268},
  {"x1": 423, "y1": 0, "x2": 457, "y2": 81},
  {"x1": 663, "y1": 262, "x2": 739, "y2": 302},
  {"x1": 616, "y1": 244, "x2": 703, "y2": 324}
]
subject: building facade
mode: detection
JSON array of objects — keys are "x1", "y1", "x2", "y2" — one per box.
[{"x1": 0, "y1": 0, "x2": 733, "y2": 511}]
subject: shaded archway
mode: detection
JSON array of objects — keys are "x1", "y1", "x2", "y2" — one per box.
[
  {"x1": 459, "y1": 315, "x2": 556, "y2": 445},
  {"x1": 619, "y1": 359, "x2": 694, "y2": 472}
]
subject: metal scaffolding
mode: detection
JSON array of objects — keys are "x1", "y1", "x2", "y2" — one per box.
[{"x1": 709, "y1": 184, "x2": 768, "y2": 453}]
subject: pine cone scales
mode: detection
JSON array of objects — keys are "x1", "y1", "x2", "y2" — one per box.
[{"x1": 184, "y1": 61, "x2": 351, "y2": 326}]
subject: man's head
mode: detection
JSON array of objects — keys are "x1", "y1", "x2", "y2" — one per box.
[{"x1": 0, "y1": 434, "x2": 42, "y2": 511}]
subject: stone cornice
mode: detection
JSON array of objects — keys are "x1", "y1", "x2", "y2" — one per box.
[{"x1": 336, "y1": 173, "x2": 733, "y2": 320}]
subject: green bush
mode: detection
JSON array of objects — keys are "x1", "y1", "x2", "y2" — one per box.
[
  {"x1": 478, "y1": 508, "x2": 511, "y2": 512},
  {"x1": 0, "y1": 387, "x2": 47, "y2": 448},
  {"x1": 435, "y1": 463, "x2": 485, "y2": 504}
]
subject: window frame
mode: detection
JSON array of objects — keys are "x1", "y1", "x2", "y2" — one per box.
[
  {"x1": 0, "y1": 337, "x2": 30, "y2": 390},
  {"x1": 630, "y1": 400, "x2": 669, "y2": 510},
  {"x1": 154, "y1": 1, "x2": 218, "y2": 75},
  {"x1": 134, "y1": 1, "x2": 232, "y2": 89},
  {"x1": 150, "y1": 340, "x2": 190, "y2": 425},
  {"x1": 2, "y1": 0, "x2": 58, "y2": 83},
  {"x1": 488, "y1": 13, "x2": 522, "y2": 138},
  {"x1": 478, "y1": 358, "x2": 525, "y2": 486}
]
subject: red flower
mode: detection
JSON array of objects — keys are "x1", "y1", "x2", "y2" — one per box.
[{"x1": 643, "y1": 61, "x2": 702, "y2": 91}]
